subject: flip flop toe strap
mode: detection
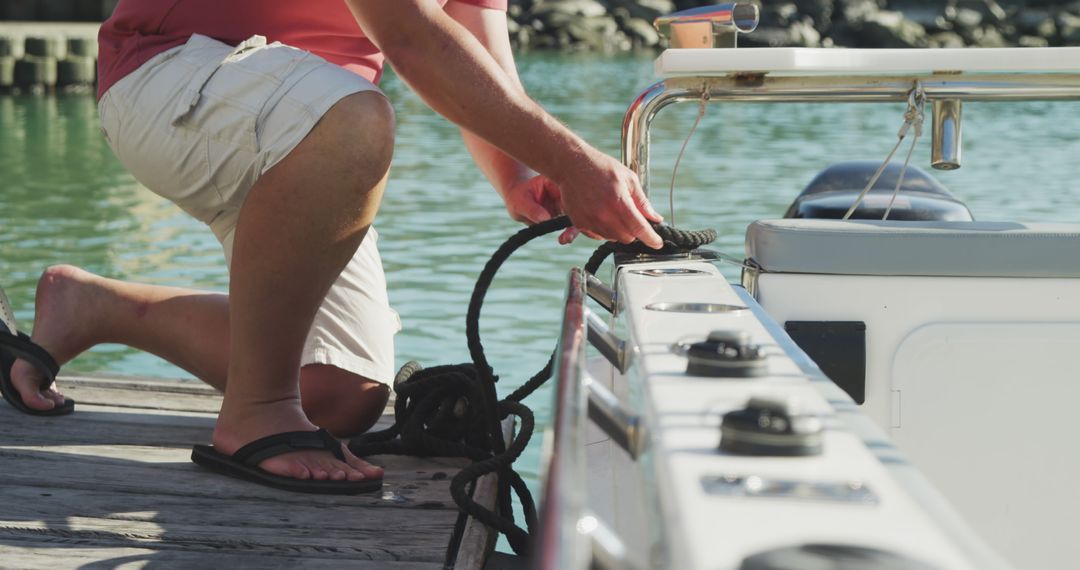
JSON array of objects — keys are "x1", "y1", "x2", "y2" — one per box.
[
  {"x1": 0, "y1": 330, "x2": 60, "y2": 390},
  {"x1": 232, "y1": 428, "x2": 344, "y2": 466}
]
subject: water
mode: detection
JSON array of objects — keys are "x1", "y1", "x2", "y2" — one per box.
[{"x1": 4, "y1": 52, "x2": 1080, "y2": 491}]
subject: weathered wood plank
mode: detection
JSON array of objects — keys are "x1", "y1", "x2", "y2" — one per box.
[
  {"x1": 53, "y1": 373, "x2": 396, "y2": 414},
  {"x1": 0, "y1": 514, "x2": 451, "y2": 561},
  {"x1": 0, "y1": 374, "x2": 491, "y2": 567},
  {"x1": 0, "y1": 450, "x2": 462, "y2": 512},
  {"x1": 0, "y1": 539, "x2": 442, "y2": 569}
]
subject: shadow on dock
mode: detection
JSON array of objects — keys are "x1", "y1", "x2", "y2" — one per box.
[{"x1": 0, "y1": 375, "x2": 470, "y2": 568}]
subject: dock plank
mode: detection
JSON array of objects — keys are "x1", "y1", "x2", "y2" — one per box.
[{"x1": 0, "y1": 374, "x2": 495, "y2": 568}]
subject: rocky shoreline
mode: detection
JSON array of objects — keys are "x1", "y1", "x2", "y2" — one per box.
[
  {"x1": 508, "y1": 0, "x2": 1080, "y2": 51},
  {"x1": 3, "y1": 0, "x2": 1079, "y2": 52}
]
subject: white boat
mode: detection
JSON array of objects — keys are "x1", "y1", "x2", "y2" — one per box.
[{"x1": 533, "y1": 5, "x2": 1080, "y2": 569}]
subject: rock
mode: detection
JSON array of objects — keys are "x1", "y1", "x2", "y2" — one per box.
[
  {"x1": 971, "y1": 25, "x2": 1009, "y2": 46},
  {"x1": 511, "y1": 25, "x2": 533, "y2": 50},
  {"x1": 887, "y1": 1, "x2": 946, "y2": 31},
  {"x1": 1060, "y1": 26, "x2": 1080, "y2": 46},
  {"x1": 858, "y1": 10, "x2": 929, "y2": 47},
  {"x1": 1016, "y1": 9, "x2": 1055, "y2": 37},
  {"x1": 1018, "y1": 34, "x2": 1050, "y2": 47},
  {"x1": 948, "y1": 7, "x2": 984, "y2": 32},
  {"x1": 837, "y1": 0, "x2": 884, "y2": 23},
  {"x1": 760, "y1": 2, "x2": 800, "y2": 27},
  {"x1": 530, "y1": 0, "x2": 606, "y2": 20},
  {"x1": 608, "y1": 0, "x2": 674, "y2": 22},
  {"x1": 622, "y1": 17, "x2": 661, "y2": 48},
  {"x1": 565, "y1": 15, "x2": 622, "y2": 50},
  {"x1": 789, "y1": 17, "x2": 823, "y2": 46},
  {"x1": 1058, "y1": 11, "x2": 1080, "y2": 44},
  {"x1": 955, "y1": 0, "x2": 1007, "y2": 25},
  {"x1": 929, "y1": 31, "x2": 966, "y2": 48},
  {"x1": 794, "y1": 0, "x2": 834, "y2": 27}
]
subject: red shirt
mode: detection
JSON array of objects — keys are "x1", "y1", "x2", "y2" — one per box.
[{"x1": 97, "y1": 0, "x2": 508, "y2": 99}]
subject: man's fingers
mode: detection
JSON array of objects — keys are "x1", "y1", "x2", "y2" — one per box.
[
  {"x1": 625, "y1": 210, "x2": 663, "y2": 249},
  {"x1": 629, "y1": 183, "x2": 664, "y2": 224},
  {"x1": 611, "y1": 192, "x2": 663, "y2": 249},
  {"x1": 525, "y1": 202, "x2": 553, "y2": 224},
  {"x1": 558, "y1": 227, "x2": 579, "y2": 244}
]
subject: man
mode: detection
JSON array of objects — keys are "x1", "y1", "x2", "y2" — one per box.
[{"x1": 5, "y1": 0, "x2": 663, "y2": 493}]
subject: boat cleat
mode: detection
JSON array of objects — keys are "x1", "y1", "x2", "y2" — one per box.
[
  {"x1": 683, "y1": 329, "x2": 767, "y2": 378},
  {"x1": 719, "y1": 396, "x2": 824, "y2": 457}
]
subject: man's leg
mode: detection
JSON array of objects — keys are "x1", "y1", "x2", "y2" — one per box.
[
  {"x1": 216, "y1": 88, "x2": 394, "y2": 481},
  {"x1": 11, "y1": 90, "x2": 394, "y2": 481},
  {"x1": 9, "y1": 265, "x2": 390, "y2": 437}
]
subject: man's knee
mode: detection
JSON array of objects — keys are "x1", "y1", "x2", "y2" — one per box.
[
  {"x1": 300, "y1": 363, "x2": 391, "y2": 437},
  {"x1": 324, "y1": 90, "x2": 396, "y2": 184}
]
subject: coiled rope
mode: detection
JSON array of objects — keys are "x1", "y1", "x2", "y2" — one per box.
[{"x1": 348, "y1": 215, "x2": 716, "y2": 562}]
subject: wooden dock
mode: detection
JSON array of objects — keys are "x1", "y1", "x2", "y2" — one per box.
[{"x1": 0, "y1": 374, "x2": 492, "y2": 568}]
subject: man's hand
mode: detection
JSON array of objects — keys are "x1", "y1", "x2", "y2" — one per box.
[
  {"x1": 556, "y1": 150, "x2": 664, "y2": 249},
  {"x1": 503, "y1": 174, "x2": 562, "y2": 224},
  {"x1": 347, "y1": 0, "x2": 664, "y2": 248}
]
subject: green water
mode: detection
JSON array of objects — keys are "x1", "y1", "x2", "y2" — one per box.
[{"x1": 4, "y1": 53, "x2": 1080, "y2": 488}]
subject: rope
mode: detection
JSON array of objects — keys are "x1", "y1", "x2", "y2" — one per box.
[
  {"x1": 669, "y1": 89, "x2": 709, "y2": 227},
  {"x1": 348, "y1": 215, "x2": 715, "y2": 564}
]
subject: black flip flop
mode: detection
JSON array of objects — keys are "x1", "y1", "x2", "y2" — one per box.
[
  {"x1": 191, "y1": 428, "x2": 383, "y2": 494},
  {"x1": 0, "y1": 288, "x2": 73, "y2": 416}
]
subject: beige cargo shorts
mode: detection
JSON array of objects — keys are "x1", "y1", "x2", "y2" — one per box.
[{"x1": 98, "y1": 34, "x2": 400, "y2": 383}]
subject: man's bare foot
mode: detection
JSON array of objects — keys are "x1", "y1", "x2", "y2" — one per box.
[
  {"x1": 8, "y1": 265, "x2": 110, "y2": 411},
  {"x1": 213, "y1": 397, "x2": 384, "y2": 481}
]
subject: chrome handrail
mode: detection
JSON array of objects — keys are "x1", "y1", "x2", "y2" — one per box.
[
  {"x1": 534, "y1": 268, "x2": 639, "y2": 570},
  {"x1": 622, "y1": 72, "x2": 1080, "y2": 193},
  {"x1": 534, "y1": 267, "x2": 590, "y2": 570}
]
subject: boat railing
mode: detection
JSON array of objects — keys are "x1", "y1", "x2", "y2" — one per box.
[
  {"x1": 622, "y1": 50, "x2": 1080, "y2": 193},
  {"x1": 533, "y1": 267, "x2": 642, "y2": 570}
]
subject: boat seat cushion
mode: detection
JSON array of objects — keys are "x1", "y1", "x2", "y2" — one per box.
[{"x1": 745, "y1": 219, "x2": 1080, "y2": 278}]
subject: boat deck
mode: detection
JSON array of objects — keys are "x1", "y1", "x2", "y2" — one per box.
[{"x1": 0, "y1": 375, "x2": 480, "y2": 568}]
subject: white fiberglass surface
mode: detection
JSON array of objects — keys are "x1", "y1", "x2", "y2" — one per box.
[
  {"x1": 655, "y1": 47, "x2": 1080, "y2": 77},
  {"x1": 610, "y1": 260, "x2": 997, "y2": 570},
  {"x1": 755, "y1": 272, "x2": 1080, "y2": 569}
]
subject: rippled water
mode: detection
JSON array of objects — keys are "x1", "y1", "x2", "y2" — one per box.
[{"x1": 4, "y1": 53, "x2": 1080, "y2": 487}]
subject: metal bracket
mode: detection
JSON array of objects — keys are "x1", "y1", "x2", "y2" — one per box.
[
  {"x1": 586, "y1": 310, "x2": 631, "y2": 373},
  {"x1": 586, "y1": 273, "x2": 616, "y2": 314},
  {"x1": 586, "y1": 375, "x2": 648, "y2": 459},
  {"x1": 931, "y1": 98, "x2": 962, "y2": 170}
]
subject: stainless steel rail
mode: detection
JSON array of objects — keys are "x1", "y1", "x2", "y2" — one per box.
[
  {"x1": 534, "y1": 268, "x2": 639, "y2": 570},
  {"x1": 622, "y1": 73, "x2": 1080, "y2": 192},
  {"x1": 534, "y1": 267, "x2": 590, "y2": 570}
]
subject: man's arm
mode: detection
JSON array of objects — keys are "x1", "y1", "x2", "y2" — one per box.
[
  {"x1": 345, "y1": 0, "x2": 663, "y2": 247},
  {"x1": 443, "y1": 1, "x2": 552, "y2": 224}
]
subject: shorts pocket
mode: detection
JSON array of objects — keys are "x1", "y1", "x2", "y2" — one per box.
[{"x1": 169, "y1": 35, "x2": 276, "y2": 152}]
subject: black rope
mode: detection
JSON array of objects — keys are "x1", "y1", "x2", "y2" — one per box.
[{"x1": 348, "y1": 215, "x2": 715, "y2": 565}]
